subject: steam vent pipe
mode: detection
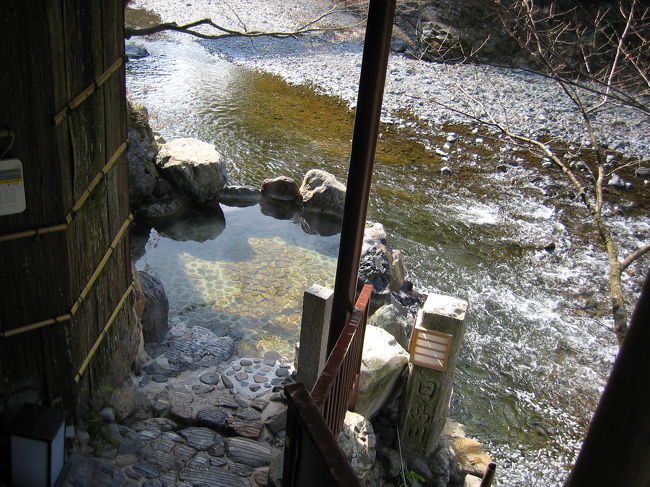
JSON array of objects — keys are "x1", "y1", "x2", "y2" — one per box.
[{"x1": 327, "y1": 0, "x2": 396, "y2": 355}]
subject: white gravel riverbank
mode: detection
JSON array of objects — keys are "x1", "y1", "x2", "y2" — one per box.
[{"x1": 130, "y1": 0, "x2": 649, "y2": 160}]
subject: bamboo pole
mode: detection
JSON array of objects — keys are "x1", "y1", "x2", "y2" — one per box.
[
  {"x1": 53, "y1": 56, "x2": 125, "y2": 125},
  {"x1": 74, "y1": 282, "x2": 134, "y2": 382}
]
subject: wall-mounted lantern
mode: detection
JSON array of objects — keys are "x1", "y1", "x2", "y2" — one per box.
[
  {"x1": 408, "y1": 326, "x2": 452, "y2": 371},
  {"x1": 11, "y1": 404, "x2": 66, "y2": 487}
]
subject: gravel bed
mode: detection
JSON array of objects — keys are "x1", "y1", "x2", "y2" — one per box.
[{"x1": 131, "y1": 0, "x2": 649, "y2": 160}]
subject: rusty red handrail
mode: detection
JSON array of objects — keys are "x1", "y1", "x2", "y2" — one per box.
[
  {"x1": 311, "y1": 284, "x2": 372, "y2": 436},
  {"x1": 283, "y1": 382, "x2": 361, "y2": 487}
]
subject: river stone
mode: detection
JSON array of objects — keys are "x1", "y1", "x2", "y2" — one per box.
[
  {"x1": 180, "y1": 464, "x2": 247, "y2": 487},
  {"x1": 253, "y1": 467, "x2": 270, "y2": 486},
  {"x1": 179, "y1": 427, "x2": 221, "y2": 451},
  {"x1": 139, "y1": 271, "x2": 169, "y2": 343},
  {"x1": 140, "y1": 445, "x2": 184, "y2": 472},
  {"x1": 337, "y1": 411, "x2": 376, "y2": 484},
  {"x1": 105, "y1": 424, "x2": 145, "y2": 455},
  {"x1": 299, "y1": 169, "x2": 346, "y2": 217},
  {"x1": 212, "y1": 392, "x2": 239, "y2": 409},
  {"x1": 173, "y1": 443, "x2": 198, "y2": 463},
  {"x1": 368, "y1": 304, "x2": 411, "y2": 350},
  {"x1": 196, "y1": 409, "x2": 227, "y2": 429},
  {"x1": 200, "y1": 372, "x2": 220, "y2": 385},
  {"x1": 138, "y1": 196, "x2": 190, "y2": 221},
  {"x1": 226, "y1": 437, "x2": 272, "y2": 467},
  {"x1": 275, "y1": 367, "x2": 290, "y2": 378},
  {"x1": 157, "y1": 138, "x2": 228, "y2": 202},
  {"x1": 125, "y1": 43, "x2": 150, "y2": 59},
  {"x1": 64, "y1": 454, "x2": 127, "y2": 486},
  {"x1": 160, "y1": 472, "x2": 178, "y2": 487},
  {"x1": 261, "y1": 176, "x2": 300, "y2": 201},
  {"x1": 358, "y1": 247, "x2": 391, "y2": 293},
  {"x1": 192, "y1": 384, "x2": 215, "y2": 394},
  {"x1": 160, "y1": 328, "x2": 235, "y2": 371},
  {"x1": 217, "y1": 185, "x2": 261, "y2": 206},
  {"x1": 230, "y1": 462, "x2": 254, "y2": 477},
  {"x1": 209, "y1": 442, "x2": 226, "y2": 457},
  {"x1": 264, "y1": 350, "x2": 281, "y2": 361},
  {"x1": 133, "y1": 464, "x2": 159, "y2": 479},
  {"x1": 356, "y1": 325, "x2": 409, "y2": 418},
  {"x1": 227, "y1": 417, "x2": 264, "y2": 439},
  {"x1": 154, "y1": 205, "x2": 226, "y2": 242},
  {"x1": 452, "y1": 436, "x2": 493, "y2": 477},
  {"x1": 127, "y1": 101, "x2": 157, "y2": 208}
]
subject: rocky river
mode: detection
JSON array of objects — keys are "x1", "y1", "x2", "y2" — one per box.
[{"x1": 126, "y1": 1, "x2": 649, "y2": 485}]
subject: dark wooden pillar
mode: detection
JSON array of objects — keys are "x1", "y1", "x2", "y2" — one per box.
[
  {"x1": 328, "y1": 0, "x2": 396, "y2": 354},
  {"x1": 0, "y1": 1, "x2": 135, "y2": 419},
  {"x1": 564, "y1": 270, "x2": 650, "y2": 486}
]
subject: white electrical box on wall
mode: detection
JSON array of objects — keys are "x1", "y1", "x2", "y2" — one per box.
[{"x1": 0, "y1": 158, "x2": 26, "y2": 216}]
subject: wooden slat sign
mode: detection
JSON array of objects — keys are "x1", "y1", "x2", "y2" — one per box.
[{"x1": 408, "y1": 327, "x2": 452, "y2": 371}]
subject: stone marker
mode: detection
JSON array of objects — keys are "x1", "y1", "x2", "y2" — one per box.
[
  {"x1": 400, "y1": 293, "x2": 467, "y2": 455},
  {"x1": 296, "y1": 284, "x2": 334, "y2": 391}
]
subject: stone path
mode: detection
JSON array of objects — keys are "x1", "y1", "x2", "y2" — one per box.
[{"x1": 62, "y1": 324, "x2": 294, "y2": 487}]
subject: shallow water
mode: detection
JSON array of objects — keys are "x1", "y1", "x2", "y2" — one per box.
[{"x1": 126, "y1": 33, "x2": 649, "y2": 486}]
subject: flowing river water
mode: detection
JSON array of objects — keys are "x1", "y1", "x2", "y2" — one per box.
[{"x1": 125, "y1": 19, "x2": 649, "y2": 486}]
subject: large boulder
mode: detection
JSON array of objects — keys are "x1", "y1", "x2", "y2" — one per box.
[
  {"x1": 217, "y1": 185, "x2": 262, "y2": 207},
  {"x1": 299, "y1": 169, "x2": 346, "y2": 217},
  {"x1": 337, "y1": 411, "x2": 376, "y2": 484},
  {"x1": 127, "y1": 101, "x2": 158, "y2": 208},
  {"x1": 368, "y1": 304, "x2": 411, "y2": 350},
  {"x1": 356, "y1": 325, "x2": 409, "y2": 418},
  {"x1": 361, "y1": 222, "x2": 406, "y2": 292},
  {"x1": 157, "y1": 138, "x2": 228, "y2": 202},
  {"x1": 261, "y1": 176, "x2": 300, "y2": 202},
  {"x1": 139, "y1": 271, "x2": 169, "y2": 343}
]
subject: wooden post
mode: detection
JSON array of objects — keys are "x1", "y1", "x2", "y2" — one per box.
[
  {"x1": 400, "y1": 293, "x2": 467, "y2": 455},
  {"x1": 296, "y1": 285, "x2": 334, "y2": 391}
]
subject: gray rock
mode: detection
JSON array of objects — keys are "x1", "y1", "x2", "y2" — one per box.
[
  {"x1": 178, "y1": 427, "x2": 221, "y2": 451},
  {"x1": 127, "y1": 101, "x2": 158, "y2": 209},
  {"x1": 226, "y1": 437, "x2": 272, "y2": 467},
  {"x1": 157, "y1": 138, "x2": 228, "y2": 202},
  {"x1": 138, "y1": 196, "x2": 190, "y2": 221},
  {"x1": 368, "y1": 304, "x2": 411, "y2": 350},
  {"x1": 358, "y1": 247, "x2": 391, "y2": 294},
  {"x1": 230, "y1": 462, "x2": 255, "y2": 477},
  {"x1": 377, "y1": 446, "x2": 401, "y2": 479},
  {"x1": 139, "y1": 445, "x2": 184, "y2": 473},
  {"x1": 261, "y1": 176, "x2": 300, "y2": 201},
  {"x1": 154, "y1": 205, "x2": 225, "y2": 242},
  {"x1": 356, "y1": 325, "x2": 409, "y2": 418},
  {"x1": 200, "y1": 372, "x2": 220, "y2": 385},
  {"x1": 110, "y1": 424, "x2": 145, "y2": 455},
  {"x1": 217, "y1": 185, "x2": 261, "y2": 206},
  {"x1": 98, "y1": 407, "x2": 116, "y2": 424},
  {"x1": 337, "y1": 411, "x2": 376, "y2": 483},
  {"x1": 158, "y1": 327, "x2": 235, "y2": 371},
  {"x1": 180, "y1": 464, "x2": 247, "y2": 487},
  {"x1": 264, "y1": 350, "x2": 281, "y2": 362},
  {"x1": 125, "y1": 43, "x2": 150, "y2": 59},
  {"x1": 139, "y1": 271, "x2": 169, "y2": 343},
  {"x1": 299, "y1": 169, "x2": 346, "y2": 217},
  {"x1": 196, "y1": 409, "x2": 228, "y2": 429},
  {"x1": 608, "y1": 173, "x2": 632, "y2": 189},
  {"x1": 133, "y1": 464, "x2": 159, "y2": 479},
  {"x1": 63, "y1": 454, "x2": 127, "y2": 486}
]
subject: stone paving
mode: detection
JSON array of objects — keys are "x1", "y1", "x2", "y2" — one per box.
[{"x1": 62, "y1": 324, "x2": 294, "y2": 487}]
